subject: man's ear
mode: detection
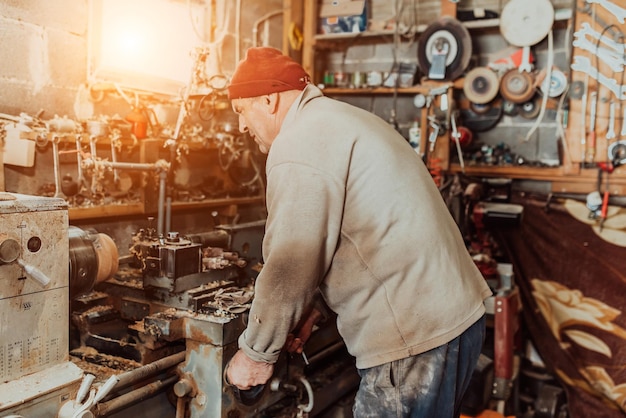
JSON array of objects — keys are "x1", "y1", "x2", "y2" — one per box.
[{"x1": 264, "y1": 93, "x2": 280, "y2": 114}]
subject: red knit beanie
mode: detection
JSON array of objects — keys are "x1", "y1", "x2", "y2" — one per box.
[{"x1": 228, "y1": 47, "x2": 310, "y2": 99}]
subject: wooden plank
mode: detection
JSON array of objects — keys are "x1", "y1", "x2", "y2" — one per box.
[
  {"x1": 283, "y1": 0, "x2": 304, "y2": 63},
  {"x1": 69, "y1": 202, "x2": 145, "y2": 221},
  {"x1": 302, "y1": 0, "x2": 318, "y2": 80},
  {"x1": 440, "y1": 0, "x2": 457, "y2": 18},
  {"x1": 0, "y1": 143, "x2": 4, "y2": 191}
]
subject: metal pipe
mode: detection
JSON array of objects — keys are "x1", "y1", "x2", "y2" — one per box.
[
  {"x1": 51, "y1": 137, "x2": 62, "y2": 198},
  {"x1": 114, "y1": 351, "x2": 185, "y2": 390},
  {"x1": 157, "y1": 170, "x2": 167, "y2": 236},
  {"x1": 90, "y1": 160, "x2": 164, "y2": 171},
  {"x1": 75, "y1": 135, "x2": 86, "y2": 188},
  {"x1": 252, "y1": 10, "x2": 282, "y2": 47},
  {"x1": 175, "y1": 396, "x2": 186, "y2": 418},
  {"x1": 95, "y1": 375, "x2": 178, "y2": 416},
  {"x1": 110, "y1": 134, "x2": 120, "y2": 183},
  {"x1": 307, "y1": 341, "x2": 346, "y2": 365},
  {"x1": 166, "y1": 196, "x2": 172, "y2": 235},
  {"x1": 117, "y1": 254, "x2": 135, "y2": 265}
]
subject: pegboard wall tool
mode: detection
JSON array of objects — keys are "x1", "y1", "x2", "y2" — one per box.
[
  {"x1": 571, "y1": 55, "x2": 626, "y2": 100},
  {"x1": 588, "y1": 91, "x2": 598, "y2": 162},
  {"x1": 585, "y1": 0, "x2": 626, "y2": 24},
  {"x1": 606, "y1": 101, "x2": 616, "y2": 140}
]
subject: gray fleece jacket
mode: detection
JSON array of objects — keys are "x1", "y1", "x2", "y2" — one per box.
[{"x1": 238, "y1": 85, "x2": 492, "y2": 369}]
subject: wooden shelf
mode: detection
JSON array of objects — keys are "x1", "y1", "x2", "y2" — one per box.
[
  {"x1": 69, "y1": 202, "x2": 145, "y2": 220},
  {"x1": 69, "y1": 196, "x2": 264, "y2": 221},
  {"x1": 449, "y1": 164, "x2": 626, "y2": 195},
  {"x1": 322, "y1": 78, "x2": 464, "y2": 96},
  {"x1": 322, "y1": 86, "x2": 429, "y2": 95},
  {"x1": 167, "y1": 196, "x2": 264, "y2": 212},
  {"x1": 312, "y1": 8, "x2": 572, "y2": 42}
]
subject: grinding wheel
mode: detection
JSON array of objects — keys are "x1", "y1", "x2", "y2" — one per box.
[
  {"x1": 500, "y1": 69, "x2": 536, "y2": 103},
  {"x1": 519, "y1": 99, "x2": 541, "y2": 119},
  {"x1": 464, "y1": 67, "x2": 500, "y2": 104},
  {"x1": 418, "y1": 16, "x2": 472, "y2": 81},
  {"x1": 499, "y1": 0, "x2": 554, "y2": 72},
  {"x1": 470, "y1": 102, "x2": 492, "y2": 115},
  {"x1": 460, "y1": 105, "x2": 504, "y2": 133},
  {"x1": 502, "y1": 100, "x2": 519, "y2": 116},
  {"x1": 540, "y1": 68, "x2": 568, "y2": 98}
]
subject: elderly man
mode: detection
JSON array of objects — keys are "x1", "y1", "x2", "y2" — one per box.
[{"x1": 225, "y1": 47, "x2": 491, "y2": 417}]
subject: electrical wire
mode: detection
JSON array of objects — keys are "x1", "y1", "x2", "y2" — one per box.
[
  {"x1": 555, "y1": 83, "x2": 573, "y2": 163},
  {"x1": 524, "y1": 29, "x2": 554, "y2": 142}
]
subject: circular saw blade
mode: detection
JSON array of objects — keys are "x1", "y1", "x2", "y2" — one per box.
[{"x1": 417, "y1": 16, "x2": 472, "y2": 81}]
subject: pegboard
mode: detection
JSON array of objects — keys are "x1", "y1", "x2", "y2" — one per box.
[{"x1": 566, "y1": 0, "x2": 626, "y2": 164}]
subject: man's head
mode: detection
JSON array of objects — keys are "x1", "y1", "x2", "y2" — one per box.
[{"x1": 228, "y1": 47, "x2": 310, "y2": 154}]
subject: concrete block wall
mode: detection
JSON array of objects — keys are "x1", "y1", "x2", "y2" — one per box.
[
  {"x1": 0, "y1": 0, "x2": 282, "y2": 197},
  {"x1": 0, "y1": 1, "x2": 87, "y2": 118},
  {"x1": 0, "y1": 0, "x2": 282, "y2": 251}
]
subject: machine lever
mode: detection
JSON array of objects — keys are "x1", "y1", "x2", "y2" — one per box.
[
  {"x1": 231, "y1": 384, "x2": 266, "y2": 406},
  {"x1": 224, "y1": 362, "x2": 266, "y2": 406},
  {"x1": 17, "y1": 258, "x2": 51, "y2": 287}
]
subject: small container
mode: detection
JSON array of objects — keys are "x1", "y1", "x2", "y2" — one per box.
[
  {"x1": 335, "y1": 71, "x2": 350, "y2": 88},
  {"x1": 408, "y1": 120, "x2": 421, "y2": 152},
  {"x1": 351, "y1": 72, "x2": 367, "y2": 89},
  {"x1": 366, "y1": 71, "x2": 383, "y2": 87},
  {"x1": 323, "y1": 71, "x2": 335, "y2": 87}
]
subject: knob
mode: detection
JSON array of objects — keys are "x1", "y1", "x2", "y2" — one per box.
[{"x1": 0, "y1": 237, "x2": 20, "y2": 263}]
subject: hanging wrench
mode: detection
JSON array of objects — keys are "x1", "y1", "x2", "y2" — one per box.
[
  {"x1": 607, "y1": 101, "x2": 616, "y2": 140},
  {"x1": 588, "y1": 92, "x2": 598, "y2": 162},
  {"x1": 572, "y1": 36, "x2": 624, "y2": 72},
  {"x1": 585, "y1": 0, "x2": 626, "y2": 23},
  {"x1": 571, "y1": 55, "x2": 626, "y2": 100},
  {"x1": 575, "y1": 22, "x2": 624, "y2": 54},
  {"x1": 519, "y1": 46, "x2": 534, "y2": 73}
]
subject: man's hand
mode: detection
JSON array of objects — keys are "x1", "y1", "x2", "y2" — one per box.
[
  {"x1": 284, "y1": 308, "x2": 323, "y2": 354},
  {"x1": 226, "y1": 349, "x2": 274, "y2": 390}
]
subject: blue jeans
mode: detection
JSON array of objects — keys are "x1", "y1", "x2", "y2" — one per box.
[{"x1": 353, "y1": 315, "x2": 486, "y2": 418}]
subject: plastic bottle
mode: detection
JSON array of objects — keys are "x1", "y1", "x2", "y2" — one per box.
[{"x1": 408, "y1": 119, "x2": 421, "y2": 152}]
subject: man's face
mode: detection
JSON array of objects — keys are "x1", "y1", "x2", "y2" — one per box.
[{"x1": 231, "y1": 96, "x2": 277, "y2": 154}]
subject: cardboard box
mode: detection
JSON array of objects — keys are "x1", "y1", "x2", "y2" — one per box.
[{"x1": 319, "y1": 0, "x2": 367, "y2": 34}]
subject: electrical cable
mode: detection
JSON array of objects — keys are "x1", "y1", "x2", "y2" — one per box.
[{"x1": 524, "y1": 29, "x2": 553, "y2": 141}]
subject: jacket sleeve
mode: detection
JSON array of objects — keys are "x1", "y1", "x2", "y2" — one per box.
[{"x1": 238, "y1": 161, "x2": 345, "y2": 363}]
